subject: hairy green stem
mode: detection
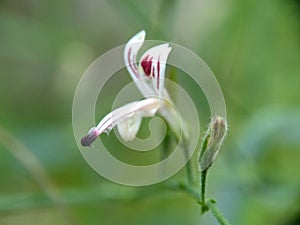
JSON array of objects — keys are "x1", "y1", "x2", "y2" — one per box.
[
  {"x1": 200, "y1": 169, "x2": 209, "y2": 213},
  {"x1": 207, "y1": 200, "x2": 231, "y2": 225},
  {"x1": 168, "y1": 182, "x2": 231, "y2": 225},
  {"x1": 199, "y1": 133, "x2": 210, "y2": 213}
]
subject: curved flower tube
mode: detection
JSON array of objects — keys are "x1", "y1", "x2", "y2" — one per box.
[{"x1": 81, "y1": 98, "x2": 161, "y2": 146}]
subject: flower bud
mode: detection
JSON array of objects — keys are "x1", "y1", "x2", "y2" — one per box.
[{"x1": 198, "y1": 116, "x2": 227, "y2": 171}]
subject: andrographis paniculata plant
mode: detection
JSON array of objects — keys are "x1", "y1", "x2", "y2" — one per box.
[{"x1": 80, "y1": 30, "x2": 230, "y2": 225}]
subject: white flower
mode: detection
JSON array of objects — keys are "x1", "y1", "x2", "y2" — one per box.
[{"x1": 81, "y1": 30, "x2": 184, "y2": 147}]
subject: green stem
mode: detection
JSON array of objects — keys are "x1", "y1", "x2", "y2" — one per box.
[
  {"x1": 207, "y1": 200, "x2": 231, "y2": 225},
  {"x1": 168, "y1": 182, "x2": 232, "y2": 225},
  {"x1": 199, "y1": 134, "x2": 210, "y2": 213},
  {"x1": 166, "y1": 182, "x2": 199, "y2": 200},
  {"x1": 200, "y1": 169, "x2": 207, "y2": 203},
  {"x1": 200, "y1": 169, "x2": 209, "y2": 213}
]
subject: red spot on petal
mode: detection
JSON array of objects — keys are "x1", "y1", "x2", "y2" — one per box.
[{"x1": 141, "y1": 55, "x2": 153, "y2": 77}]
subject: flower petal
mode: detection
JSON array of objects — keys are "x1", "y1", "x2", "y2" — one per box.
[
  {"x1": 124, "y1": 30, "x2": 145, "y2": 80},
  {"x1": 124, "y1": 30, "x2": 156, "y2": 97},
  {"x1": 139, "y1": 44, "x2": 172, "y2": 97},
  {"x1": 117, "y1": 98, "x2": 160, "y2": 141},
  {"x1": 95, "y1": 98, "x2": 160, "y2": 138},
  {"x1": 117, "y1": 112, "x2": 142, "y2": 141}
]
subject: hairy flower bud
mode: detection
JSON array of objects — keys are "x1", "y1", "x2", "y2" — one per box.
[{"x1": 198, "y1": 116, "x2": 227, "y2": 171}]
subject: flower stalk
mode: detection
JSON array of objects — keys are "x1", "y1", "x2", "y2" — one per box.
[{"x1": 207, "y1": 200, "x2": 231, "y2": 225}]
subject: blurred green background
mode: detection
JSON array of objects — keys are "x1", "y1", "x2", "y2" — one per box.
[{"x1": 0, "y1": 0, "x2": 299, "y2": 224}]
